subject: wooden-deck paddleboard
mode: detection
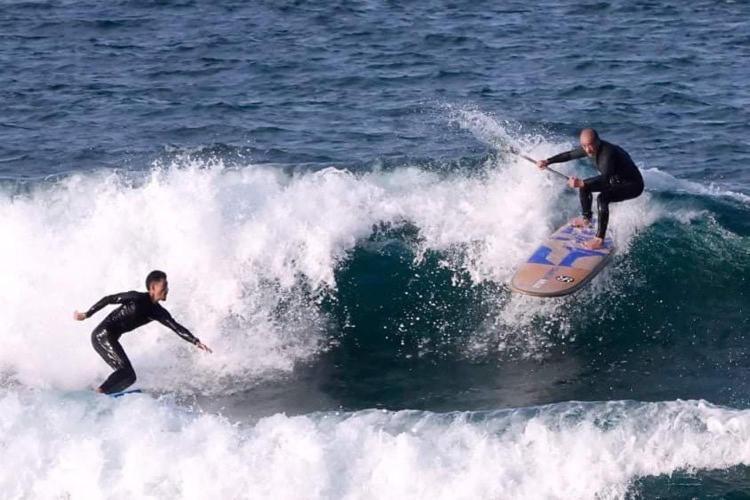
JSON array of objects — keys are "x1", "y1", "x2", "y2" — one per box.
[{"x1": 510, "y1": 219, "x2": 614, "y2": 297}]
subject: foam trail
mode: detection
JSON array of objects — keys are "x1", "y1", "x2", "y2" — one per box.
[
  {"x1": 445, "y1": 104, "x2": 571, "y2": 163},
  {"x1": 2, "y1": 389, "x2": 750, "y2": 500},
  {"x1": 643, "y1": 167, "x2": 750, "y2": 204}
]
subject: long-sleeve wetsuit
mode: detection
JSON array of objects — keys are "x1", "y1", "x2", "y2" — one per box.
[
  {"x1": 85, "y1": 291, "x2": 200, "y2": 394},
  {"x1": 547, "y1": 140, "x2": 644, "y2": 238}
]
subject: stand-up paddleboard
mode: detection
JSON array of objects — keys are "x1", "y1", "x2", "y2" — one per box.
[{"x1": 510, "y1": 219, "x2": 614, "y2": 297}]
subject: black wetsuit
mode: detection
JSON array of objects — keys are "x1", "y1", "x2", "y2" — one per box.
[
  {"x1": 547, "y1": 140, "x2": 644, "y2": 239},
  {"x1": 85, "y1": 291, "x2": 199, "y2": 394}
]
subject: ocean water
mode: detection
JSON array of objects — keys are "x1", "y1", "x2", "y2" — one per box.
[{"x1": 1, "y1": 1, "x2": 749, "y2": 498}]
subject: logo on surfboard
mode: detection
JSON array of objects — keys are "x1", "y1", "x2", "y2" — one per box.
[{"x1": 556, "y1": 275, "x2": 575, "y2": 283}]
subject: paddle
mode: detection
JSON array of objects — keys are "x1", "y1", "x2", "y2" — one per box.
[{"x1": 507, "y1": 146, "x2": 569, "y2": 180}]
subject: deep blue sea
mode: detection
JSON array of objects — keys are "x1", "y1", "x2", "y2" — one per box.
[{"x1": 1, "y1": 1, "x2": 749, "y2": 498}]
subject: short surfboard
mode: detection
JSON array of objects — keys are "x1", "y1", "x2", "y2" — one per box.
[
  {"x1": 510, "y1": 219, "x2": 614, "y2": 297},
  {"x1": 109, "y1": 389, "x2": 143, "y2": 398}
]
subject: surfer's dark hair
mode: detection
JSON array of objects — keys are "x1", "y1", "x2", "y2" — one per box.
[{"x1": 146, "y1": 270, "x2": 167, "y2": 289}]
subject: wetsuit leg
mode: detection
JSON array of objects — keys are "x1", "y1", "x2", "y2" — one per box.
[
  {"x1": 595, "y1": 181, "x2": 644, "y2": 239},
  {"x1": 579, "y1": 177, "x2": 608, "y2": 221},
  {"x1": 91, "y1": 326, "x2": 136, "y2": 394}
]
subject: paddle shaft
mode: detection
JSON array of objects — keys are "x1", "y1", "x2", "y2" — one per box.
[{"x1": 517, "y1": 153, "x2": 569, "y2": 180}]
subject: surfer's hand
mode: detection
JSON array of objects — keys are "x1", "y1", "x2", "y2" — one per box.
[
  {"x1": 568, "y1": 177, "x2": 584, "y2": 189},
  {"x1": 73, "y1": 311, "x2": 87, "y2": 321},
  {"x1": 537, "y1": 159, "x2": 549, "y2": 170},
  {"x1": 195, "y1": 341, "x2": 213, "y2": 353}
]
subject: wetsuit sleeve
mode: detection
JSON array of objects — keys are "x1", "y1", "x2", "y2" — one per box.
[
  {"x1": 151, "y1": 306, "x2": 200, "y2": 345},
  {"x1": 85, "y1": 291, "x2": 140, "y2": 318},
  {"x1": 546, "y1": 147, "x2": 586, "y2": 164}
]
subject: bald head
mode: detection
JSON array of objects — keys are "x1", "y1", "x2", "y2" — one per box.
[{"x1": 580, "y1": 128, "x2": 600, "y2": 157}]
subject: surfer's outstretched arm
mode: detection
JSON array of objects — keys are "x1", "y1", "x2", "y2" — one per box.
[
  {"x1": 73, "y1": 291, "x2": 140, "y2": 321},
  {"x1": 537, "y1": 147, "x2": 586, "y2": 170},
  {"x1": 152, "y1": 305, "x2": 213, "y2": 353},
  {"x1": 546, "y1": 147, "x2": 587, "y2": 165}
]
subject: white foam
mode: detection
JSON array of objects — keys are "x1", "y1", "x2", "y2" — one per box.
[{"x1": 2, "y1": 389, "x2": 750, "y2": 499}]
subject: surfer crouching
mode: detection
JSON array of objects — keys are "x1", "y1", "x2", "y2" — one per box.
[
  {"x1": 537, "y1": 128, "x2": 644, "y2": 249},
  {"x1": 73, "y1": 270, "x2": 212, "y2": 394}
]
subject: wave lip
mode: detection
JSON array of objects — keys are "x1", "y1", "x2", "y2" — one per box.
[{"x1": 1, "y1": 138, "x2": 733, "y2": 393}]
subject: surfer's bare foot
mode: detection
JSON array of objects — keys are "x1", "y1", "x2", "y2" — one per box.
[
  {"x1": 582, "y1": 237, "x2": 604, "y2": 249},
  {"x1": 571, "y1": 217, "x2": 591, "y2": 228}
]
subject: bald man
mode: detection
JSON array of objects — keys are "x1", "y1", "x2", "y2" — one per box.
[{"x1": 537, "y1": 129, "x2": 644, "y2": 249}]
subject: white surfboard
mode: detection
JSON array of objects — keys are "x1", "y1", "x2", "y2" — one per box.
[{"x1": 510, "y1": 219, "x2": 614, "y2": 297}]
